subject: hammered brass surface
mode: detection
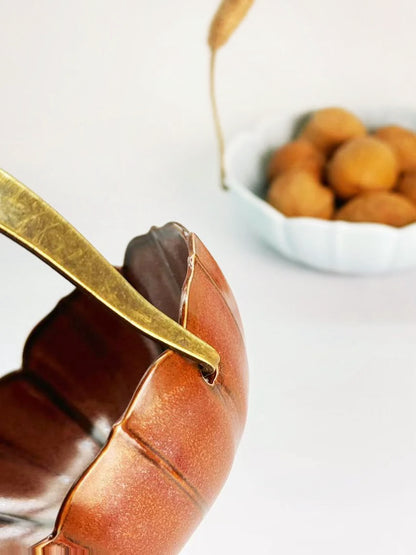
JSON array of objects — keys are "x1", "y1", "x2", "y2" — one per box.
[{"x1": 0, "y1": 169, "x2": 219, "y2": 378}]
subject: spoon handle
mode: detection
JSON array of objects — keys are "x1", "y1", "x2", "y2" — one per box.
[{"x1": 0, "y1": 169, "x2": 219, "y2": 380}]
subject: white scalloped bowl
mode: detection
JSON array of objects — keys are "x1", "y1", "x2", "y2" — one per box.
[{"x1": 225, "y1": 108, "x2": 416, "y2": 275}]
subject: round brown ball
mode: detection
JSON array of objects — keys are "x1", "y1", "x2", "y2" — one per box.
[
  {"x1": 268, "y1": 139, "x2": 325, "y2": 180},
  {"x1": 327, "y1": 136, "x2": 398, "y2": 199},
  {"x1": 267, "y1": 170, "x2": 334, "y2": 219},
  {"x1": 300, "y1": 107, "x2": 366, "y2": 154},
  {"x1": 396, "y1": 171, "x2": 416, "y2": 205},
  {"x1": 374, "y1": 125, "x2": 416, "y2": 172},
  {"x1": 336, "y1": 191, "x2": 416, "y2": 227}
]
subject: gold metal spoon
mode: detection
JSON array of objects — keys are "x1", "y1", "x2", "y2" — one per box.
[{"x1": 0, "y1": 169, "x2": 220, "y2": 380}]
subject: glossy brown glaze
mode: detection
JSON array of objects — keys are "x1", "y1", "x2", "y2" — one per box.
[{"x1": 0, "y1": 223, "x2": 248, "y2": 554}]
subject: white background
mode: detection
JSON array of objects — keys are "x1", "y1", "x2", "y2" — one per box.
[{"x1": 1, "y1": 1, "x2": 416, "y2": 553}]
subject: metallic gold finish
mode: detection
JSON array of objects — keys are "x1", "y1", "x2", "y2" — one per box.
[
  {"x1": 208, "y1": 0, "x2": 255, "y2": 190},
  {"x1": 0, "y1": 169, "x2": 220, "y2": 379}
]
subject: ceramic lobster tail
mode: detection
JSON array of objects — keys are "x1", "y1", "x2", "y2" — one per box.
[{"x1": 0, "y1": 221, "x2": 248, "y2": 554}]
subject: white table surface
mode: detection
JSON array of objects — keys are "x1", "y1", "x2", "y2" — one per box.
[{"x1": 2, "y1": 1, "x2": 416, "y2": 553}]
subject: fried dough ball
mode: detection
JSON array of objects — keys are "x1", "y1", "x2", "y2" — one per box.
[
  {"x1": 396, "y1": 171, "x2": 416, "y2": 205},
  {"x1": 300, "y1": 107, "x2": 366, "y2": 154},
  {"x1": 268, "y1": 139, "x2": 325, "y2": 180},
  {"x1": 336, "y1": 191, "x2": 416, "y2": 227},
  {"x1": 374, "y1": 125, "x2": 416, "y2": 172},
  {"x1": 327, "y1": 136, "x2": 398, "y2": 199},
  {"x1": 267, "y1": 170, "x2": 334, "y2": 219}
]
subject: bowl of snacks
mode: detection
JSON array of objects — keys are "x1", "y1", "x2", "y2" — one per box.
[{"x1": 225, "y1": 107, "x2": 416, "y2": 274}]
